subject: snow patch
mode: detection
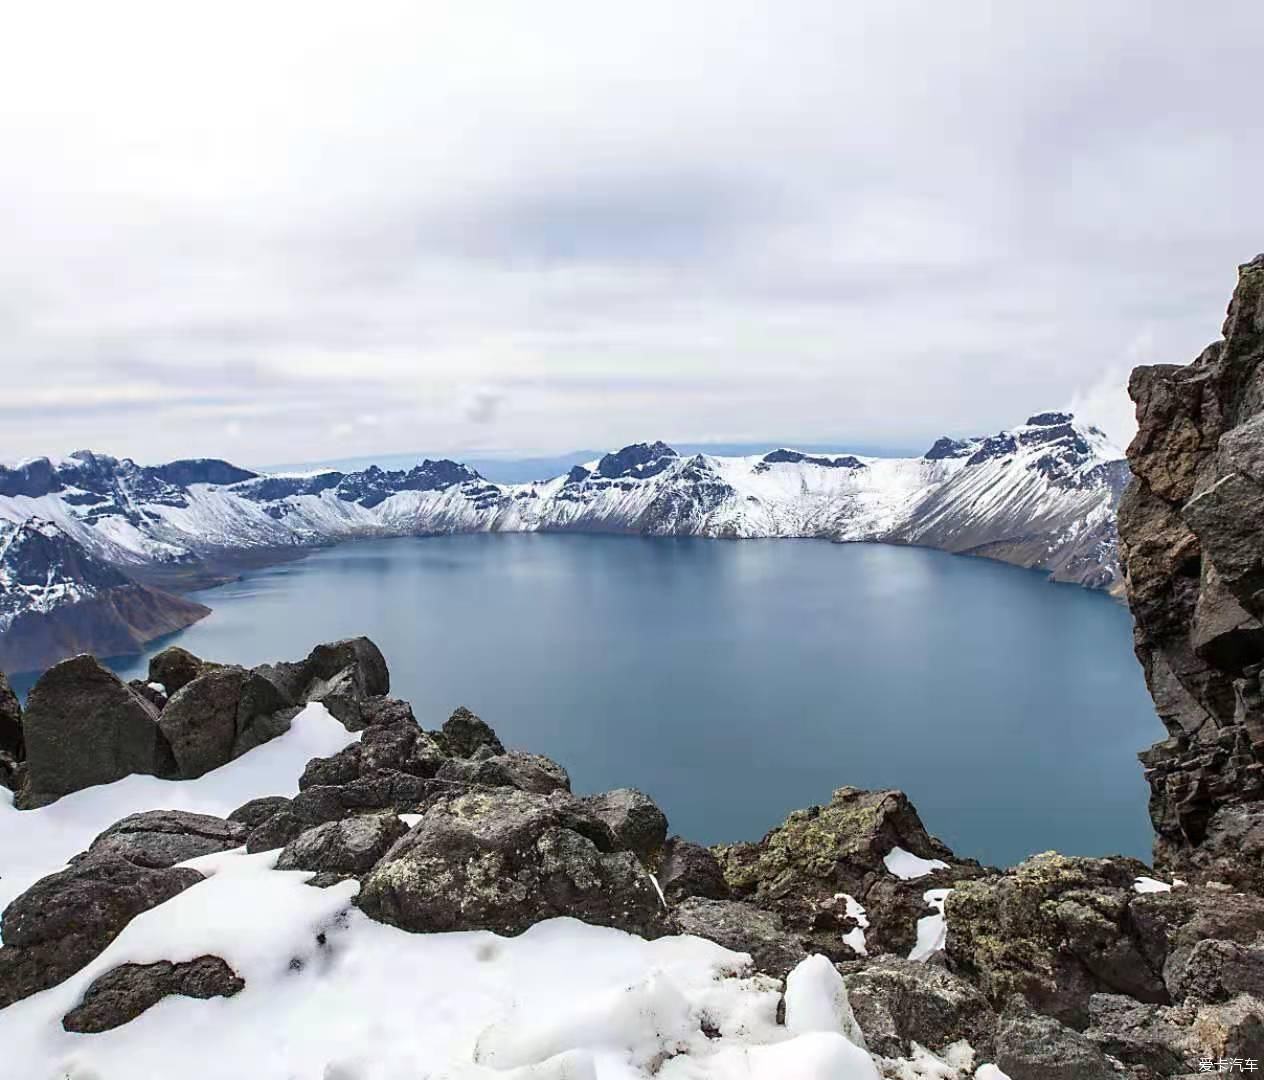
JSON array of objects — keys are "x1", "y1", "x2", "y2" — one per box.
[
  {"x1": 908, "y1": 888, "x2": 951, "y2": 963},
  {"x1": 1133, "y1": 876, "x2": 1174, "y2": 894},
  {"x1": 883, "y1": 846, "x2": 949, "y2": 880}
]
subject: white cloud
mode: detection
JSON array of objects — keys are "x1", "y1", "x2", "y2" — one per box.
[{"x1": 0, "y1": 1, "x2": 1258, "y2": 464}]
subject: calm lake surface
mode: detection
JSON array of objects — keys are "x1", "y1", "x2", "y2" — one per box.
[{"x1": 76, "y1": 535, "x2": 1159, "y2": 866}]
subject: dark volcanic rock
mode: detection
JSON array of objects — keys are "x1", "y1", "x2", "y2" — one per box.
[
  {"x1": 1120, "y1": 254, "x2": 1264, "y2": 884},
  {"x1": 87, "y1": 810, "x2": 247, "y2": 868},
  {"x1": 356, "y1": 787, "x2": 669, "y2": 938},
  {"x1": 159, "y1": 667, "x2": 293, "y2": 778},
  {"x1": 672, "y1": 897, "x2": 808, "y2": 978},
  {"x1": 440, "y1": 706, "x2": 505, "y2": 758},
  {"x1": 0, "y1": 668, "x2": 22, "y2": 759},
  {"x1": 147, "y1": 646, "x2": 217, "y2": 696},
  {"x1": 841, "y1": 955, "x2": 997, "y2": 1060},
  {"x1": 658, "y1": 837, "x2": 730, "y2": 903},
  {"x1": 994, "y1": 1000, "x2": 1120, "y2": 1080},
  {"x1": 228, "y1": 795, "x2": 292, "y2": 828},
  {"x1": 944, "y1": 853, "x2": 1169, "y2": 1027},
  {"x1": 20, "y1": 654, "x2": 174, "y2": 805},
  {"x1": 275, "y1": 813, "x2": 409, "y2": 877},
  {"x1": 254, "y1": 637, "x2": 389, "y2": 729},
  {"x1": 62, "y1": 956, "x2": 244, "y2": 1033},
  {"x1": 434, "y1": 749, "x2": 570, "y2": 795},
  {"x1": 0, "y1": 856, "x2": 202, "y2": 1007},
  {"x1": 579, "y1": 788, "x2": 668, "y2": 862},
  {"x1": 712, "y1": 786, "x2": 977, "y2": 960}
]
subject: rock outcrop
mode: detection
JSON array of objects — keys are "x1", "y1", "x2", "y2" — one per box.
[
  {"x1": 356, "y1": 786, "x2": 671, "y2": 939},
  {"x1": 0, "y1": 856, "x2": 203, "y2": 1007},
  {"x1": 713, "y1": 786, "x2": 983, "y2": 960},
  {"x1": 61, "y1": 956, "x2": 244, "y2": 1034},
  {"x1": 19, "y1": 654, "x2": 175, "y2": 806},
  {"x1": 1121, "y1": 254, "x2": 1264, "y2": 889}
]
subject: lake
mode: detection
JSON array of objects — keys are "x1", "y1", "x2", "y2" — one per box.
[{"x1": 49, "y1": 535, "x2": 1163, "y2": 867}]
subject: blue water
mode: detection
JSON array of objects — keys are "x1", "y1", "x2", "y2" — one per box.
[{"x1": 21, "y1": 535, "x2": 1159, "y2": 867}]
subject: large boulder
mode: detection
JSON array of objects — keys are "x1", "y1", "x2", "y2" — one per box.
[
  {"x1": 579, "y1": 788, "x2": 668, "y2": 862},
  {"x1": 158, "y1": 666, "x2": 294, "y2": 778},
  {"x1": 658, "y1": 837, "x2": 730, "y2": 903},
  {"x1": 435, "y1": 749, "x2": 571, "y2": 796},
  {"x1": 0, "y1": 855, "x2": 202, "y2": 1006},
  {"x1": 19, "y1": 655, "x2": 175, "y2": 806},
  {"x1": 841, "y1": 955, "x2": 998, "y2": 1060},
  {"x1": 944, "y1": 853, "x2": 1170, "y2": 1027},
  {"x1": 147, "y1": 646, "x2": 218, "y2": 696},
  {"x1": 253, "y1": 637, "x2": 389, "y2": 729},
  {"x1": 86, "y1": 810, "x2": 247, "y2": 868},
  {"x1": 440, "y1": 705, "x2": 505, "y2": 758},
  {"x1": 1120, "y1": 254, "x2": 1264, "y2": 884},
  {"x1": 356, "y1": 787, "x2": 669, "y2": 939},
  {"x1": 0, "y1": 669, "x2": 22, "y2": 759},
  {"x1": 62, "y1": 956, "x2": 244, "y2": 1033},
  {"x1": 275, "y1": 813, "x2": 409, "y2": 877},
  {"x1": 713, "y1": 786, "x2": 978, "y2": 960},
  {"x1": 672, "y1": 896, "x2": 808, "y2": 978},
  {"x1": 994, "y1": 1000, "x2": 1121, "y2": 1080}
]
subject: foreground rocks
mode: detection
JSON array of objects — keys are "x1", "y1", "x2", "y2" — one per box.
[
  {"x1": 62, "y1": 955, "x2": 244, "y2": 1033},
  {"x1": 0, "y1": 856, "x2": 203, "y2": 1007},
  {"x1": 714, "y1": 786, "x2": 984, "y2": 960},
  {"x1": 357, "y1": 786, "x2": 670, "y2": 939},
  {"x1": 19, "y1": 655, "x2": 174, "y2": 806}
]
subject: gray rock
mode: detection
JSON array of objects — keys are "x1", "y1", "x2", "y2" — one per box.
[
  {"x1": 1120, "y1": 255, "x2": 1264, "y2": 885},
  {"x1": 1168, "y1": 939, "x2": 1264, "y2": 1004},
  {"x1": 62, "y1": 956, "x2": 244, "y2": 1033},
  {"x1": 228, "y1": 795, "x2": 292, "y2": 828},
  {"x1": 658, "y1": 837, "x2": 730, "y2": 903},
  {"x1": 253, "y1": 637, "x2": 390, "y2": 729},
  {"x1": 0, "y1": 668, "x2": 23, "y2": 759},
  {"x1": 275, "y1": 813, "x2": 409, "y2": 876},
  {"x1": 148, "y1": 646, "x2": 217, "y2": 696},
  {"x1": 87, "y1": 810, "x2": 247, "y2": 869},
  {"x1": 842, "y1": 955, "x2": 997, "y2": 1059},
  {"x1": 357, "y1": 787, "x2": 669, "y2": 939},
  {"x1": 246, "y1": 808, "x2": 309, "y2": 854},
  {"x1": 20, "y1": 655, "x2": 174, "y2": 806},
  {"x1": 945, "y1": 852, "x2": 1168, "y2": 1027},
  {"x1": 580, "y1": 788, "x2": 668, "y2": 863},
  {"x1": 672, "y1": 897, "x2": 808, "y2": 978},
  {"x1": 440, "y1": 706, "x2": 504, "y2": 758},
  {"x1": 0, "y1": 855, "x2": 202, "y2": 1007},
  {"x1": 713, "y1": 786, "x2": 977, "y2": 962},
  {"x1": 358, "y1": 696, "x2": 416, "y2": 729},
  {"x1": 435, "y1": 750, "x2": 571, "y2": 795},
  {"x1": 159, "y1": 667, "x2": 291, "y2": 779},
  {"x1": 995, "y1": 1001, "x2": 1120, "y2": 1080}
]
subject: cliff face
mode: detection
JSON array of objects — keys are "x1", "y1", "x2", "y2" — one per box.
[{"x1": 1121, "y1": 253, "x2": 1264, "y2": 889}]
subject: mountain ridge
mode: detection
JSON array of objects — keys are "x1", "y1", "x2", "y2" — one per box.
[{"x1": 0, "y1": 411, "x2": 1127, "y2": 672}]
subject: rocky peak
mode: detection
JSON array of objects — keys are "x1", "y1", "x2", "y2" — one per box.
[
  {"x1": 594, "y1": 441, "x2": 679, "y2": 480},
  {"x1": 1026, "y1": 410, "x2": 1075, "y2": 427},
  {"x1": 0, "y1": 519, "x2": 129, "y2": 633},
  {"x1": 759, "y1": 449, "x2": 867, "y2": 470},
  {"x1": 923, "y1": 436, "x2": 977, "y2": 461},
  {"x1": 1120, "y1": 253, "x2": 1264, "y2": 888}
]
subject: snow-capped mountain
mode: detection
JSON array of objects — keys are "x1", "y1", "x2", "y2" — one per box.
[
  {"x1": 0, "y1": 519, "x2": 209, "y2": 674},
  {"x1": 0, "y1": 412, "x2": 1127, "y2": 670}
]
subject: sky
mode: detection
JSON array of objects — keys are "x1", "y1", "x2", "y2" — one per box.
[{"x1": 2, "y1": 2, "x2": 1261, "y2": 468}]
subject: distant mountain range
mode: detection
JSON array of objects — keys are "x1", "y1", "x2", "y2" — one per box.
[{"x1": 0, "y1": 411, "x2": 1128, "y2": 672}]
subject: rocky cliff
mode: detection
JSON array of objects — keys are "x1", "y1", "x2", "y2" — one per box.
[{"x1": 1121, "y1": 253, "x2": 1264, "y2": 890}]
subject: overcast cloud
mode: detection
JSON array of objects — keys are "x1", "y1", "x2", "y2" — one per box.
[{"x1": 2, "y1": 1, "x2": 1261, "y2": 467}]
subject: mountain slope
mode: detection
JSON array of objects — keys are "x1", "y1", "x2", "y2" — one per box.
[
  {"x1": 0, "y1": 519, "x2": 210, "y2": 673},
  {"x1": 0, "y1": 413, "x2": 1126, "y2": 670}
]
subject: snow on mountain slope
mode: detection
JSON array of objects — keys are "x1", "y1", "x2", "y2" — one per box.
[
  {"x1": 0, "y1": 519, "x2": 211, "y2": 673},
  {"x1": 0, "y1": 413, "x2": 1127, "y2": 665}
]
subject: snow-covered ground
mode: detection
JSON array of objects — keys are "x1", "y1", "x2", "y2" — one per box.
[{"x1": 0, "y1": 705, "x2": 1014, "y2": 1079}]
